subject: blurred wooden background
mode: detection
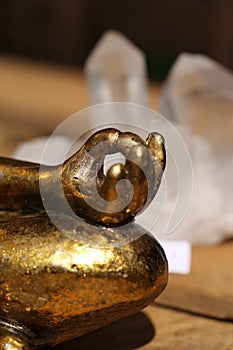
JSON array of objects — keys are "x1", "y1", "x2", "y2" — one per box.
[{"x1": 0, "y1": 0, "x2": 232, "y2": 79}]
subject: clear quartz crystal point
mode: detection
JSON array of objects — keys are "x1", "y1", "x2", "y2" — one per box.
[
  {"x1": 84, "y1": 30, "x2": 148, "y2": 105},
  {"x1": 159, "y1": 53, "x2": 233, "y2": 244}
]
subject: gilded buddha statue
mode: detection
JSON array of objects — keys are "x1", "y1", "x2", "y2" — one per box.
[{"x1": 0, "y1": 128, "x2": 168, "y2": 349}]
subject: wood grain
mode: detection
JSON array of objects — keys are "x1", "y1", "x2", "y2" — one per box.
[
  {"x1": 47, "y1": 306, "x2": 233, "y2": 350},
  {"x1": 0, "y1": 55, "x2": 89, "y2": 131},
  {"x1": 156, "y1": 241, "x2": 233, "y2": 320}
]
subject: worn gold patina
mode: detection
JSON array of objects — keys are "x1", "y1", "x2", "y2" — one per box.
[
  {"x1": 0, "y1": 128, "x2": 168, "y2": 349},
  {"x1": 0, "y1": 128, "x2": 165, "y2": 226}
]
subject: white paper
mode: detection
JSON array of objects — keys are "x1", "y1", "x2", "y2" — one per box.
[{"x1": 160, "y1": 240, "x2": 191, "y2": 274}]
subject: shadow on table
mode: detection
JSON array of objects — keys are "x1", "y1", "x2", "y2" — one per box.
[{"x1": 51, "y1": 312, "x2": 155, "y2": 350}]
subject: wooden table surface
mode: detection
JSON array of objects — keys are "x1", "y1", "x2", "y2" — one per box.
[{"x1": 0, "y1": 55, "x2": 232, "y2": 349}]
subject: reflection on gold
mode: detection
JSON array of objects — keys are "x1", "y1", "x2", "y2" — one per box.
[{"x1": 0, "y1": 128, "x2": 168, "y2": 349}]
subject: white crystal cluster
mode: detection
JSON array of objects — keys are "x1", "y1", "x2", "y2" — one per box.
[{"x1": 158, "y1": 53, "x2": 233, "y2": 244}]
